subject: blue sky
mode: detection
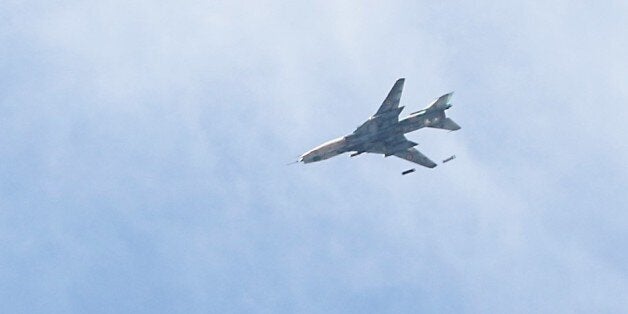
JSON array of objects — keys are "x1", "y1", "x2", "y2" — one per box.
[{"x1": 2, "y1": 1, "x2": 628, "y2": 313}]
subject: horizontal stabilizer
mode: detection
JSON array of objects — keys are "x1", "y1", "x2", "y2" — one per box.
[{"x1": 428, "y1": 117, "x2": 461, "y2": 131}]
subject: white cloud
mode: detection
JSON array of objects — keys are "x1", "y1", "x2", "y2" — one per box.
[{"x1": 1, "y1": 1, "x2": 628, "y2": 313}]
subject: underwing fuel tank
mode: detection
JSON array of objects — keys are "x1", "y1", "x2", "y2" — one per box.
[
  {"x1": 442, "y1": 155, "x2": 456, "y2": 163},
  {"x1": 401, "y1": 168, "x2": 416, "y2": 175}
]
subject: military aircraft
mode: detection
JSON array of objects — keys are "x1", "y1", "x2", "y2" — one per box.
[{"x1": 298, "y1": 78, "x2": 460, "y2": 169}]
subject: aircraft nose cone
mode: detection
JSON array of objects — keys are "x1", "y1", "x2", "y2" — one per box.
[
  {"x1": 298, "y1": 153, "x2": 310, "y2": 163},
  {"x1": 299, "y1": 152, "x2": 320, "y2": 163}
]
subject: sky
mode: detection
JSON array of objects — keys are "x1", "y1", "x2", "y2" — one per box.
[{"x1": 2, "y1": 1, "x2": 628, "y2": 313}]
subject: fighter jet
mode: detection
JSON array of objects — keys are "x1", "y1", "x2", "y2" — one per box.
[{"x1": 298, "y1": 78, "x2": 460, "y2": 169}]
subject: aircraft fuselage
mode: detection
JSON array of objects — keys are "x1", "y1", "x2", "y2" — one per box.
[
  {"x1": 299, "y1": 109, "x2": 445, "y2": 163},
  {"x1": 297, "y1": 79, "x2": 460, "y2": 169}
]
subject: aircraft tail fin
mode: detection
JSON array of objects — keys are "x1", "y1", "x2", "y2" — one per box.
[{"x1": 427, "y1": 92, "x2": 454, "y2": 110}]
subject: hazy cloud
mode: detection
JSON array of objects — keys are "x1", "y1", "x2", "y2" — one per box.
[{"x1": 1, "y1": 1, "x2": 627, "y2": 313}]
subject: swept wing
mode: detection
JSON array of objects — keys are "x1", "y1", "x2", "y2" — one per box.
[
  {"x1": 361, "y1": 134, "x2": 437, "y2": 169},
  {"x1": 376, "y1": 78, "x2": 405, "y2": 115},
  {"x1": 393, "y1": 147, "x2": 437, "y2": 168},
  {"x1": 354, "y1": 78, "x2": 405, "y2": 134}
]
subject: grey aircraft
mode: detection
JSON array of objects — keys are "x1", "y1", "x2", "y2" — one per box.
[{"x1": 298, "y1": 78, "x2": 460, "y2": 169}]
